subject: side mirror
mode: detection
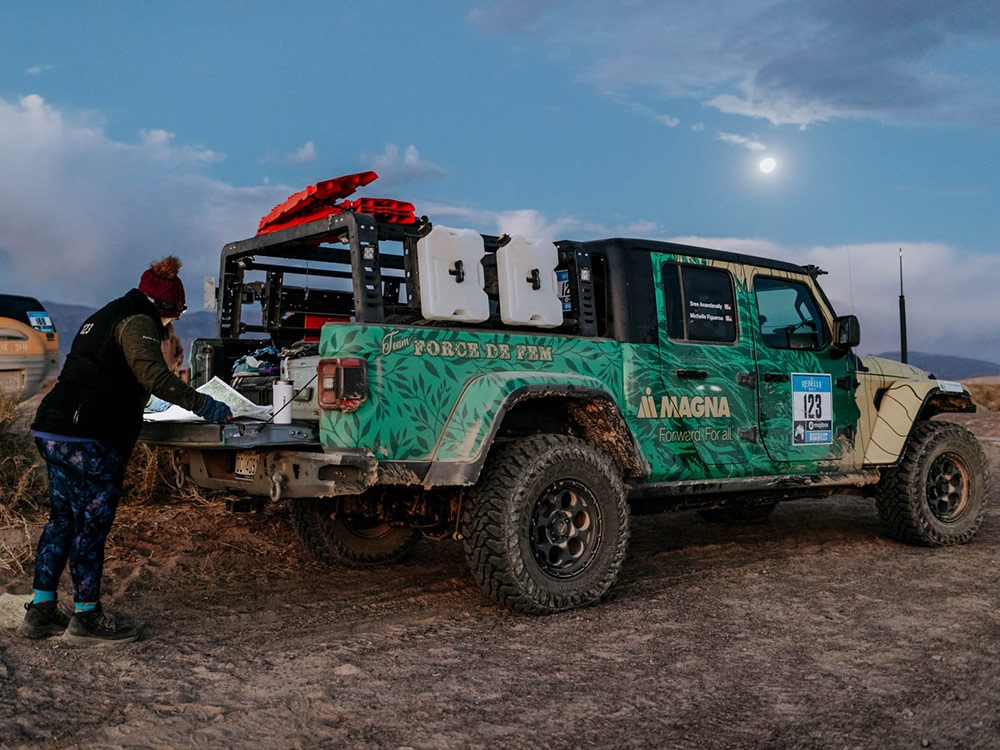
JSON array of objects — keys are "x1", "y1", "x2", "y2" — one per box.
[{"x1": 833, "y1": 314, "x2": 860, "y2": 349}]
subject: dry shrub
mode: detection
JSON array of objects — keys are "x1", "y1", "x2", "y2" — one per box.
[
  {"x1": 123, "y1": 444, "x2": 183, "y2": 504},
  {"x1": 965, "y1": 384, "x2": 1000, "y2": 412},
  {"x1": 0, "y1": 393, "x2": 48, "y2": 575},
  {"x1": 0, "y1": 393, "x2": 47, "y2": 520}
]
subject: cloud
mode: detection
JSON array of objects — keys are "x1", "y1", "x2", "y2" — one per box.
[
  {"x1": 668, "y1": 235, "x2": 785, "y2": 258},
  {"x1": 26, "y1": 64, "x2": 53, "y2": 75},
  {"x1": 605, "y1": 92, "x2": 683, "y2": 129},
  {"x1": 139, "y1": 129, "x2": 222, "y2": 164},
  {"x1": 469, "y1": 0, "x2": 1000, "y2": 126},
  {"x1": 796, "y1": 242, "x2": 1000, "y2": 361},
  {"x1": 289, "y1": 140, "x2": 317, "y2": 165},
  {"x1": 366, "y1": 144, "x2": 445, "y2": 186},
  {"x1": 716, "y1": 132, "x2": 766, "y2": 151},
  {"x1": 624, "y1": 219, "x2": 659, "y2": 236},
  {"x1": 417, "y1": 200, "x2": 662, "y2": 243},
  {"x1": 0, "y1": 94, "x2": 287, "y2": 307},
  {"x1": 708, "y1": 92, "x2": 840, "y2": 127},
  {"x1": 492, "y1": 209, "x2": 583, "y2": 241},
  {"x1": 417, "y1": 202, "x2": 577, "y2": 241}
]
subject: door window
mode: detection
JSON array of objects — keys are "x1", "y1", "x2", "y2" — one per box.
[
  {"x1": 662, "y1": 264, "x2": 737, "y2": 344},
  {"x1": 754, "y1": 277, "x2": 826, "y2": 350}
]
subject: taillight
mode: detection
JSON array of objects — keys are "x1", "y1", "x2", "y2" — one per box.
[{"x1": 317, "y1": 357, "x2": 368, "y2": 412}]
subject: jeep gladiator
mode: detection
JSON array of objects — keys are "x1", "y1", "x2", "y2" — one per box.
[{"x1": 141, "y1": 175, "x2": 990, "y2": 613}]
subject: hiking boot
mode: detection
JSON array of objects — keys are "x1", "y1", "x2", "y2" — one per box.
[
  {"x1": 19, "y1": 600, "x2": 71, "y2": 639},
  {"x1": 62, "y1": 606, "x2": 140, "y2": 647}
]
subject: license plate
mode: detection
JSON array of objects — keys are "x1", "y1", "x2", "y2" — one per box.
[
  {"x1": 0, "y1": 370, "x2": 25, "y2": 394},
  {"x1": 234, "y1": 452, "x2": 258, "y2": 480}
]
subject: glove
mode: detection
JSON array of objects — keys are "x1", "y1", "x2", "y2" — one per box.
[{"x1": 196, "y1": 395, "x2": 233, "y2": 424}]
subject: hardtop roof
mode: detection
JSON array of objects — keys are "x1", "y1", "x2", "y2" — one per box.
[{"x1": 565, "y1": 237, "x2": 809, "y2": 276}]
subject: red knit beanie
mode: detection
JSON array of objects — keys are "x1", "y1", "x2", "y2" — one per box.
[{"x1": 138, "y1": 256, "x2": 186, "y2": 313}]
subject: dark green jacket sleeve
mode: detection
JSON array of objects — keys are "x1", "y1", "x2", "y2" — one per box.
[{"x1": 116, "y1": 315, "x2": 207, "y2": 414}]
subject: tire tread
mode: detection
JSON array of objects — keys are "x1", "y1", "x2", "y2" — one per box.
[
  {"x1": 462, "y1": 435, "x2": 629, "y2": 614},
  {"x1": 875, "y1": 421, "x2": 990, "y2": 547}
]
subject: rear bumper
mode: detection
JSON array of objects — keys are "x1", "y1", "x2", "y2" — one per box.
[
  {"x1": 140, "y1": 419, "x2": 377, "y2": 500},
  {"x1": 176, "y1": 446, "x2": 379, "y2": 500}
]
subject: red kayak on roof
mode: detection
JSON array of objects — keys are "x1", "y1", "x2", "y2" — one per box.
[{"x1": 257, "y1": 171, "x2": 417, "y2": 234}]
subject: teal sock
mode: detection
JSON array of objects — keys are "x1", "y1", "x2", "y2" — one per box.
[
  {"x1": 32, "y1": 590, "x2": 56, "y2": 605},
  {"x1": 75, "y1": 602, "x2": 97, "y2": 612}
]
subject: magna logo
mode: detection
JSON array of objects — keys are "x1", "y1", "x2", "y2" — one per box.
[{"x1": 637, "y1": 387, "x2": 731, "y2": 419}]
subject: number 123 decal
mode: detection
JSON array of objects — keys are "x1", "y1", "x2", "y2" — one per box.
[{"x1": 791, "y1": 373, "x2": 833, "y2": 445}]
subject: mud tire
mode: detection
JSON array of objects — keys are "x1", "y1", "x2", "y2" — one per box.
[
  {"x1": 875, "y1": 421, "x2": 990, "y2": 547},
  {"x1": 462, "y1": 435, "x2": 630, "y2": 614},
  {"x1": 290, "y1": 498, "x2": 421, "y2": 567}
]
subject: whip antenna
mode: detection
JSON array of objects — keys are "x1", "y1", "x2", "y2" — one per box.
[{"x1": 898, "y1": 248, "x2": 907, "y2": 364}]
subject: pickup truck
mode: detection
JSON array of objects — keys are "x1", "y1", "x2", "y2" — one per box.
[{"x1": 141, "y1": 174, "x2": 990, "y2": 614}]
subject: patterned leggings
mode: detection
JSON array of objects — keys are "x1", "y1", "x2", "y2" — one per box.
[{"x1": 33, "y1": 437, "x2": 127, "y2": 604}]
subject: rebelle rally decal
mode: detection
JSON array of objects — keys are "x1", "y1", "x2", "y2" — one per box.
[{"x1": 792, "y1": 373, "x2": 833, "y2": 445}]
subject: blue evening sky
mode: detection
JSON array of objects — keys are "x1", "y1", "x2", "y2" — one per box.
[{"x1": 1, "y1": 1, "x2": 998, "y2": 360}]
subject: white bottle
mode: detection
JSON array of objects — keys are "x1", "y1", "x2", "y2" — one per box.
[{"x1": 272, "y1": 380, "x2": 294, "y2": 424}]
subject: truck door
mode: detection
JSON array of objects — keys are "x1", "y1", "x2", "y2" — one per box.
[
  {"x1": 750, "y1": 272, "x2": 861, "y2": 468},
  {"x1": 652, "y1": 257, "x2": 763, "y2": 471}
]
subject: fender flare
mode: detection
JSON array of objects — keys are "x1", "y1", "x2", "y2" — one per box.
[
  {"x1": 421, "y1": 371, "x2": 648, "y2": 486},
  {"x1": 863, "y1": 381, "x2": 975, "y2": 465}
]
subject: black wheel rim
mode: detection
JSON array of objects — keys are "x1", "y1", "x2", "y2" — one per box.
[
  {"x1": 529, "y1": 480, "x2": 602, "y2": 578},
  {"x1": 926, "y1": 452, "x2": 970, "y2": 523}
]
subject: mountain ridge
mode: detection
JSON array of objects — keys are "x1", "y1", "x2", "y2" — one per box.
[{"x1": 870, "y1": 351, "x2": 1000, "y2": 381}]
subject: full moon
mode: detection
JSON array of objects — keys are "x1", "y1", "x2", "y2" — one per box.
[{"x1": 759, "y1": 157, "x2": 777, "y2": 174}]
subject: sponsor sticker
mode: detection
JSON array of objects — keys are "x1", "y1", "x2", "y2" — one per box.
[
  {"x1": 936, "y1": 380, "x2": 964, "y2": 394},
  {"x1": 792, "y1": 373, "x2": 833, "y2": 445},
  {"x1": 27, "y1": 311, "x2": 54, "y2": 333},
  {"x1": 556, "y1": 270, "x2": 571, "y2": 311}
]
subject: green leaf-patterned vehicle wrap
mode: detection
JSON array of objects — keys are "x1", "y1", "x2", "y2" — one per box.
[
  {"x1": 319, "y1": 324, "x2": 624, "y2": 464},
  {"x1": 140, "y1": 221, "x2": 976, "y2": 505},
  {"x1": 317, "y1": 250, "x2": 956, "y2": 488}
]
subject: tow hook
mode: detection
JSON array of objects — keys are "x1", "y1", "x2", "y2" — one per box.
[
  {"x1": 170, "y1": 452, "x2": 187, "y2": 489},
  {"x1": 270, "y1": 471, "x2": 286, "y2": 502}
]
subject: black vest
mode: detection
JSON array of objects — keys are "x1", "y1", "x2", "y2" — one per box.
[{"x1": 33, "y1": 289, "x2": 164, "y2": 453}]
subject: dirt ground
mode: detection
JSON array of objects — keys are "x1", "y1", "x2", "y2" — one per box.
[{"x1": 2, "y1": 411, "x2": 999, "y2": 750}]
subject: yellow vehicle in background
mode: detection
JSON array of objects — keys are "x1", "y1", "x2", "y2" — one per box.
[{"x1": 0, "y1": 295, "x2": 59, "y2": 401}]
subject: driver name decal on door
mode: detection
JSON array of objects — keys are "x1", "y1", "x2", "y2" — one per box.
[{"x1": 792, "y1": 373, "x2": 833, "y2": 445}]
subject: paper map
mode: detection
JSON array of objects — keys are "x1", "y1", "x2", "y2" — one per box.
[{"x1": 143, "y1": 376, "x2": 273, "y2": 422}]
